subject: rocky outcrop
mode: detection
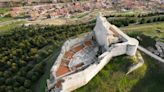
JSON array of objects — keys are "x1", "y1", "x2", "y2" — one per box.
[
  {"x1": 156, "y1": 41, "x2": 164, "y2": 58},
  {"x1": 147, "y1": 41, "x2": 164, "y2": 59}
]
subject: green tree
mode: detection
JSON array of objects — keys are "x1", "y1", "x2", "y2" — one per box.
[
  {"x1": 3, "y1": 70, "x2": 12, "y2": 78},
  {"x1": 0, "y1": 77, "x2": 5, "y2": 85},
  {"x1": 5, "y1": 78, "x2": 13, "y2": 85},
  {"x1": 19, "y1": 86, "x2": 26, "y2": 92},
  {"x1": 24, "y1": 80, "x2": 31, "y2": 88},
  {"x1": 140, "y1": 18, "x2": 145, "y2": 24}
]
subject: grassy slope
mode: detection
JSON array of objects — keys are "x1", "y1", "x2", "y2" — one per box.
[
  {"x1": 0, "y1": 21, "x2": 26, "y2": 33},
  {"x1": 0, "y1": 8, "x2": 9, "y2": 14},
  {"x1": 121, "y1": 22, "x2": 164, "y2": 41},
  {"x1": 74, "y1": 52, "x2": 164, "y2": 92},
  {"x1": 0, "y1": 17, "x2": 14, "y2": 22}
]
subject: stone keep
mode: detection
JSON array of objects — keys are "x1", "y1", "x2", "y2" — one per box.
[{"x1": 94, "y1": 13, "x2": 119, "y2": 50}]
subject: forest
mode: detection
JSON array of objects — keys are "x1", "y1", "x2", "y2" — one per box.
[{"x1": 0, "y1": 23, "x2": 92, "y2": 92}]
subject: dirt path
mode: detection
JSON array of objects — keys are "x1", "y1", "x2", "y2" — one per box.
[{"x1": 27, "y1": 9, "x2": 115, "y2": 26}]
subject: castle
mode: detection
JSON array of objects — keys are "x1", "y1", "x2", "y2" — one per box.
[{"x1": 46, "y1": 13, "x2": 139, "y2": 92}]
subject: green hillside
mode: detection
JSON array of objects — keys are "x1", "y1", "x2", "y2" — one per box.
[{"x1": 74, "y1": 52, "x2": 164, "y2": 92}]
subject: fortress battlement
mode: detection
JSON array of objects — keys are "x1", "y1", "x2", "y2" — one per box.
[{"x1": 46, "y1": 13, "x2": 138, "y2": 92}]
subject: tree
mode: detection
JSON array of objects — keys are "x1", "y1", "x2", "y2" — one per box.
[
  {"x1": 13, "y1": 76, "x2": 25, "y2": 85},
  {"x1": 5, "y1": 86, "x2": 13, "y2": 92},
  {"x1": 30, "y1": 48, "x2": 38, "y2": 55},
  {"x1": 25, "y1": 89, "x2": 32, "y2": 92},
  {"x1": 31, "y1": 75, "x2": 37, "y2": 82},
  {"x1": 122, "y1": 19, "x2": 129, "y2": 26},
  {"x1": 26, "y1": 71, "x2": 34, "y2": 80},
  {"x1": 146, "y1": 19, "x2": 152, "y2": 23},
  {"x1": 0, "y1": 71, "x2": 3, "y2": 77},
  {"x1": 19, "y1": 60, "x2": 27, "y2": 67},
  {"x1": 5, "y1": 78, "x2": 13, "y2": 85},
  {"x1": 13, "y1": 81, "x2": 20, "y2": 87},
  {"x1": 3, "y1": 70, "x2": 12, "y2": 78},
  {"x1": 24, "y1": 80, "x2": 31, "y2": 88},
  {"x1": 140, "y1": 18, "x2": 145, "y2": 24},
  {"x1": 0, "y1": 85, "x2": 6, "y2": 92},
  {"x1": 19, "y1": 86, "x2": 26, "y2": 92},
  {"x1": 0, "y1": 77, "x2": 5, "y2": 85},
  {"x1": 13, "y1": 87, "x2": 20, "y2": 92}
]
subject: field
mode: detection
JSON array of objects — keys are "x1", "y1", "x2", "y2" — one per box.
[
  {"x1": 0, "y1": 17, "x2": 14, "y2": 22},
  {"x1": 0, "y1": 8, "x2": 9, "y2": 14},
  {"x1": 121, "y1": 22, "x2": 164, "y2": 42},
  {"x1": 0, "y1": 21, "x2": 26, "y2": 34}
]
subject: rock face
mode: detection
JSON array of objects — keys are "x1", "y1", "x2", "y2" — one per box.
[
  {"x1": 155, "y1": 41, "x2": 164, "y2": 58},
  {"x1": 147, "y1": 41, "x2": 164, "y2": 58},
  {"x1": 46, "y1": 13, "x2": 139, "y2": 92}
]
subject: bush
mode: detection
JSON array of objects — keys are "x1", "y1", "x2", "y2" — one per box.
[
  {"x1": 146, "y1": 19, "x2": 152, "y2": 23},
  {"x1": 139, "y1": 18, "x2": 145, "y2": 24},
  {"x1": 24, "y1": 80, "x2": 31, "y2": 88}
]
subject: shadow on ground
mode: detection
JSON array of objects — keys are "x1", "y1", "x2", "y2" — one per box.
[{"x1": 130, "y1": 53, "x2": 164, "y2": 92}]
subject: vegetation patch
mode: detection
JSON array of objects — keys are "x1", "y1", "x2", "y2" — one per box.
[
  {"x1": 0, "y1": 17, "x2": 14, "y2": 22},
  {"x1": 0, "y1": 8, "x2": 9, "y2": 14},
  {"x1": 0, "y1": 23, "x2": 92, "y2": 92},
  {"x1": 74, "y1": 52, "x2": 164, "y2": 92},
  {"x1": 0, "y1": 21, "x2": 26, "y2": 33},
  {"x1": 121, "y1": 22, "x2": 164, "y2": 42}
]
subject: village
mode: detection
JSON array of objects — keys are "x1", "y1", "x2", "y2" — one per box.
[{"x1": 0, "y1": 0, "x2": 164, "y2": 21}]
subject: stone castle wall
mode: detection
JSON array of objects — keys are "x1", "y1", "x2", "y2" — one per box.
[{"x1": 47, "y1": 14, "x2": 139, "y2": 92}]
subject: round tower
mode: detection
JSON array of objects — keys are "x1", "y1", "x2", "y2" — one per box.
[{"x1": 126, "y1": 38, "x2": 139, "y2": 56}]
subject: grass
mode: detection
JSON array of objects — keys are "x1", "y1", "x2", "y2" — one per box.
[
  {"x1": 71, "y1": 12, "x2": 89, "y2": 19},
  {"x1": 121, "y1": 22, "x2": 164, "y2": 42},
  {"x1": 0, "y1": 21, "x2": 26, "y2": 34},
  {"x1": 0, "y1": 7, "x2": 9, "y2": 14},
  {"x1": 0, "y1": 17, "x2": 14, "y2": 22},
  {"x1": 73, "y1": 53, "x2": 145, "y2": 92},
  {"x1": 74, "y1": 52, "x2": 164, "y2": 92}
]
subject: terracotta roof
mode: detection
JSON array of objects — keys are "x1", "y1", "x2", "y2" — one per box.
[
  {"x1": 64, "y1": 51, "x2": 74, "y2": 59},
  {"x1": 55, "y1": 80, "x2": 62, "y2": 88},
  {"x1": 55, "y1": 39, "x2": 93, "y2": 78},
  {"x1": 84, "y1": 40, "x2": 92, "y2": 46},
  {"x1": 72, "y1": 45, "x2": 85, "y2": 52},
  {"x1": 56, "y1": 62, "x2": 70, "y2": 77}
]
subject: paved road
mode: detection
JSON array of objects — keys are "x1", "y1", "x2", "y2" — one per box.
[{"x1": 138, "y1": 46, "x2": 164, "y2": 63}]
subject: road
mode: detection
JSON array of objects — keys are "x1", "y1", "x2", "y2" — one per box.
[{"x1": 138, "y1": 45, "x2": 164, "y2": 63}]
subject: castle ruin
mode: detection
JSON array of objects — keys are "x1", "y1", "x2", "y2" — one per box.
[{"x1": 46, "y1": 13, "x2": 139, "y2": 92}]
